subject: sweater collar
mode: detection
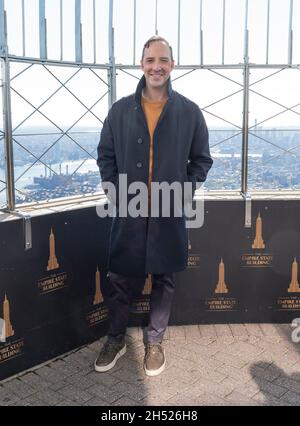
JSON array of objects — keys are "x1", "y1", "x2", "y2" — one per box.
[{"x1": 135, "y1": 75, "x2": 173, "y2": 105}]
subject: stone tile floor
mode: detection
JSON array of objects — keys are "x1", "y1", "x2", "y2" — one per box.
[{"x1": 1, "y1": 323, "x2": 300, "y2": 406}]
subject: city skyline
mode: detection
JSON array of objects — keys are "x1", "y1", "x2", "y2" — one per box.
[{"x1": 1, "y1": 126, "x2": 300, "y2": 207}]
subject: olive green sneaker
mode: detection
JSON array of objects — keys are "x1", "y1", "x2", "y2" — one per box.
[
  {"x1": 94, "y1": 341, "x2": 126, "y2": 372},
  {"x1": 144, "y1": 343, "x2": 166, "y2": 376}
]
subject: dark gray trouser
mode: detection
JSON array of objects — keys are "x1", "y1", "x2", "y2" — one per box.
[{"x1": 106, "y1": 272, "x2": 175, "y2": 344}]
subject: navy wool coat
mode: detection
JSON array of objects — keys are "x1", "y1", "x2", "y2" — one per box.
[{"x1": 97, "y1": 75, "x2": 213, "y2": 277}]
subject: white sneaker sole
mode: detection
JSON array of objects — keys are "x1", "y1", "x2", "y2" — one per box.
[
  {"x1": 94, "y1": 344, "x2": 126, "y2": 373},
  {"x1": 144, "y1": 357, "x2": 166, "y2": 377}
]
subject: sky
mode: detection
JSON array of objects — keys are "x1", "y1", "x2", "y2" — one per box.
[{"x1": 1, "y1": 0, "x2": 300, "y2": 129}]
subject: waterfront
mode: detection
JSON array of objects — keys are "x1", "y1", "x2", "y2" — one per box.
[
  {"x1": 0, "y1": 158, "x2": 100, "y2": 206},
  {"x1": 1, "y1": 127, "x2": 300, "y2": 206}
]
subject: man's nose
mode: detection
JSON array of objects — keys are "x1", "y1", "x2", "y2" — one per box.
[{"x1": 152, "y1": 61, "x2": 161, "y2": 70}]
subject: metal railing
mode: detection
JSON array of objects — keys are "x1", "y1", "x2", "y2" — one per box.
[{"x1": 0, "y1": 0, "x2": 300, "y2": 210}]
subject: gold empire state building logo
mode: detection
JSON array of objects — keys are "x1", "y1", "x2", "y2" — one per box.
[
  {"x1": 288, "y1": 258, "x2": 300, "y2": 293},
  {"x1": 47, "y1": 228, "x2": 59, "y2": 271},
  {"x1": 93, "y1": 267, "x2": 104, "y2": 305},
  {"x1": 3, "y1": 293, "x2": 14, "y2": 339},
  {"x1": 215, "y1": 258, "x2": 229, "y2": 294},
  {"x1": 143, "y1": 274, "x2": 152, "y2": 295},
  {"x1": 252, "y1": 212, "x2": 265, "y2": 249}
]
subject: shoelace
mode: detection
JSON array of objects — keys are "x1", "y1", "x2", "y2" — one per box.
[{"x1": 146, "y1": 344, "x2": 162, "y2": 358}]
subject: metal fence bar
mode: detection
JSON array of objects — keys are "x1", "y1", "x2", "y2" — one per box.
[
  {"x1": 241, "y1": 65, "x2": 249, "y2": 194},
  {"x1": 222, "y1": 0, "x2": 226, "y2": 65},
  {"x1": 177, "y1": 0, "x2": 180, "y2": 65},
  {"x1": 39, "y1": 0, "x2": 47, "y2": 59},
  {"x1": 241, "y1": 0, "x2": 249, "y2": 194},
  {"x1": 75, "y1": 0, "x2": 82, "y2": 62},
  {"x1": 0, "y1": 0, "x2": 6, "y2": 56},
  {"x1": 288, "y1": 0, "x2": 293, "y2": 65},
  {"x1": 200, "y1": 0, "x2": 203, "y2": 65},
  {"x1": 1, "y1": 58, "x2": 15, "y2": 209},
  {"x1": 22, "y1": 0, "x2": 25, "y2": 57},
  {"x1": 93, "y1": 0, "x2": 96, "y2": 64},
  {"x1": 266, "y1": 0, "x2": 270, "y2": 64},
  {"x1": 108, "y1": 0, "x2": 116, "y2": 107},
  {"x1": 8, "y1": 55, "x2": 109, "y2": 69},
  {"x1": 60, "y1": 0, "x2": 63, "y2": 60},
  {"x1": 243, "y1": 0, "x2": 248, "y2": 60},
  {"x1": 155, "y1": 0, "x2": 158, "y2": 35},
  {"x1": 133, "y1": 0, "x2": 136, "y2": 64}
]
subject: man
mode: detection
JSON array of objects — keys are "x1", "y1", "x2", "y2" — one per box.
[{"x1": 96, "y1": 36, "x2": 213, "y2": 376}]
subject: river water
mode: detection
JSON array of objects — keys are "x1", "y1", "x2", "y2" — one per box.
[{"x1": 0, "y1": 158, "x2": 99, "y2": 206}]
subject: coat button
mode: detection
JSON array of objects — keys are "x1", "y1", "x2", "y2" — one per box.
[
  {"x1": 136, "y1": 162, "x2": 142, "y2": 168},
  {"x1": 137, "y1": 138, "x2": 143, "y2": 144}
]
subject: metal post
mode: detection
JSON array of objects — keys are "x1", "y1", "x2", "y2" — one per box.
[
  {"x1": 244, "y1": 0, "x2": 249, "y2": 57},
  {"x1": 93, "y1": 0, "x2": 96, "y2": 64},
  {"x1": 108, "y1": 0, "x2": 116, "y2": 108},
  {"x1": 241, "y1": 0, "x2": 249, "y2": 195},
  {"x1": 200, "y1": 0, "x2": 203, "y2": 65},
  {"x1": 75, "y1": 0, "x2": 82, "y2": 63},
  {"x1": 241, "y1": 59, "x2": 249, "y2": 194},
  {"x1": 133, "y1": 0, "x2": 136, "y2": 64},
  {"x1": 288, "y1": 0, "x2": 293, "y2": 65},
  {"x1": 155, "y1": 0, "x2": 158, "y2": 35},
  {"x1": 242, "y1": 191, "x2": 252, "y2": 228},
  {"x1": 177, "y1": 0, "x2": 181, "y2": 65},
  {"x1": 222, "y1": 0, "x2": 226, "y2": 65},
  {"x1": 1, "y1": 58, "x2": 15, "y2": 210},
  {"x1": 266, "y1": 0, "x2": 270, "y2": 64},
  {"x1": 60, "y1": 0, "x2": 63, "y2": 61},
  {"x1": 39, "y1": 0, "x2": 47, "y2": 59},
  {"x1": 0, "y1": 208, "x2": 32, "y2": 250},
  {"x1": 22, "y1": 0, "x2": 25, "y2": 57},
  {"x1": 0, "y1": 0, "x2": 6, "y2": 56}
]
